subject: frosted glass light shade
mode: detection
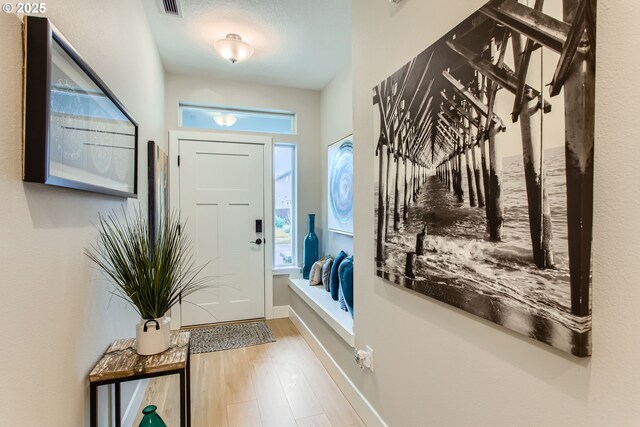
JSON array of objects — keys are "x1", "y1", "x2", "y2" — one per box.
[
  {"x1": 214, "y1": 34, "x2": 254, "y2": 63},
  {"x1": 213, "y1": 112, "x2": 238, "y2": 127}
]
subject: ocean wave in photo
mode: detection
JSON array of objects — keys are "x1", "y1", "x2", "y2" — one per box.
[{"x1": 375, "y1": 147, "x2": 591, "y2": 355}]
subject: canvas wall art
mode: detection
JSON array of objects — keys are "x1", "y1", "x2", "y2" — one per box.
[
  {"x1": 328, "y1": 135, "x2": 354, "y2": 235},
  {"x1": 23, "y1": 16, "x2": 138, "y2": 198},
  {"x1": 148, "y1": 140, "x2": 169, "y2": 246},
  {"x1": 373, "y1": 0, "x2": 595, "y2": 357}
]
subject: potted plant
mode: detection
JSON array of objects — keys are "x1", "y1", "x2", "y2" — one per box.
[{"x1": 86, "y1": 208, "x2": 207, "y2": 355}]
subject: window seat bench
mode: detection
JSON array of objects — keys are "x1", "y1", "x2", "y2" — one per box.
[{"x1": 287, "y1": 278, "x2": 355, "y2": 347}]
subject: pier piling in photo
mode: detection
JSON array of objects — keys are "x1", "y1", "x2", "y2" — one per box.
[
  {"x1": 471, "y1": 141, "x2": 485, "y2": 208},
  {"x1": 375, "y1": 120, "x2": 387, "y2": 264},
  {"x1": 487, "y1": 125, "x2": 504, "y2": 241},
  {"x1": 384, "y1": 122, "x2": 393, "y2": 242},
  {"x1": 405, "y1": 252, "x2": 416, "y2": 279},
  {"x1": 416, "y1": 226, "x2": 426, "y2": 256},
  {"x1": 561, "y1": 0, "x2": 595, "y2": 316},
  {"x1": 454, "y1": 141, "x2": 464, "y2": 202},
  {"x1": 403, "y1": 146, "x2": 410, "y2": 221},
  {"x1": 512, "y1": 34, "x2": 555, "y2": 269},
  {"x1": 463, "y1": 133, "x2": 477, "y2": 207},
  {"x1": 393, "y1": 142, "x2": 401, "y2": 231}
]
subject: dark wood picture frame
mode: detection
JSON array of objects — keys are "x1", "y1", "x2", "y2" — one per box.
[{"x1": 23, "y1": 16, "x2": 138, "y2": 198}]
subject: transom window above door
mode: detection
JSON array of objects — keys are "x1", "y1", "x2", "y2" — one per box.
[{"x1": 180, "y1": 103, "x2": 296, "y2": 135}]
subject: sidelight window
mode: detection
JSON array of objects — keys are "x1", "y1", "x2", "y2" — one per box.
[{"x1": 273, "y1": 144, "x2": 297, "y2": 268}]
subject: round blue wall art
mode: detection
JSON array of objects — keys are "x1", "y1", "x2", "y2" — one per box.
[{"x1": 328, "y1": 137, "x2": 353, "y2": 234}]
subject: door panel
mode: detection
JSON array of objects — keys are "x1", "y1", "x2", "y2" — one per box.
[
  {"x1": 179, "y1": 140, "x2": 265, "y2": 325},
  {"x1": 196, "y1": 153, "x2": 249, "y2": 190}
]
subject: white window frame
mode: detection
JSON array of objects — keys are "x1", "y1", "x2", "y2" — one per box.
[{"x1": 273, "y1": 143, "x2": 298, "y2": 272}]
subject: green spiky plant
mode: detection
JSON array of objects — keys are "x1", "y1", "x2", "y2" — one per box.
[{"x1": 86, "y1": 208, "x2": 208, "y2": 320}]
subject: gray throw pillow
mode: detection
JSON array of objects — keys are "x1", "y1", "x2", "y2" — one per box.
[{"x1": 321, "y1": 256, "x2": 333, "y2": 291}]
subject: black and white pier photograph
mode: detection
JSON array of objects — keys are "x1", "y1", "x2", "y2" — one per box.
[{"x1": 373, "y1": 0, "x2": 596, "y2": 357}]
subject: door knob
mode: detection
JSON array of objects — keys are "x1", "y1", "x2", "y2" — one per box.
[{"x1": 250, "y1": 238, "x2": 263, "y2": 245}]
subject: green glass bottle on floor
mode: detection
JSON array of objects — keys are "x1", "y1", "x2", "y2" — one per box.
[{"x1": 139, "y1": 405, "x2": 167, "y2": 427}]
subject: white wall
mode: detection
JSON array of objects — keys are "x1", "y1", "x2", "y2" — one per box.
[
  {"x1": 165, "y1": 73, "x2": 322, "y2": 306},
  {"x1": 293, "y1": 1, "x2": 640, "y2": 426},
  {"x1": 0, "y1": 0, "x2": 165, "y2": 424},
  {"x1": 321, "y1": 63, "x2": 354, "y2": 258},
  {"x1": 346, "y1": 0, "x2": 640, "y2": 425}
]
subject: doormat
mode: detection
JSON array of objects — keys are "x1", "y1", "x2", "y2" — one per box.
[{"x1": 187, "y1": 321, "x2": 276, "y2": 354}]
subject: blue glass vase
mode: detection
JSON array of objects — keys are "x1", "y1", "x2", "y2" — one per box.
[{"x1": 302, "y1": 214, "x2": 319, "y2": 279}]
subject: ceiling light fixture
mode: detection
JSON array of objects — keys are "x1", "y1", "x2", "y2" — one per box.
[
  {"x1": 213, "y1": 112, "x2": 238, "y2": 127},
  {"x1": 214, "y1": 33, "x2": 254, "y2": 64}
]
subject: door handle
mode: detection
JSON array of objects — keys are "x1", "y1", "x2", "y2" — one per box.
[{"x1": 250, "y1": 238, "x2": 263, "y2": 245}]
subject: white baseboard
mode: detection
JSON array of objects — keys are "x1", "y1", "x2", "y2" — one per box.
[
  {"x1": 288, "y1": 307, "x2": 388, "y2": 427},
  {"x1": 271, "y1": 305, "x2": 290, "y2": 319}
]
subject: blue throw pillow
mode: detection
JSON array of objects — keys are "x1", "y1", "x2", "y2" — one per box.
[
  {"x1": 338, "y1": 256, "x2": 354, "y2": 317},
  {"x1": 330, "y1": 251, "x2": 348, "y2": 301},
  {"x1": 339, "y1": 284, "x2": 347, "y2": 312}
]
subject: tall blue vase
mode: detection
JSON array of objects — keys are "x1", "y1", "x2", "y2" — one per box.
[{"x1": 302, "y1": 214, "x2": 319, "y2": 279}]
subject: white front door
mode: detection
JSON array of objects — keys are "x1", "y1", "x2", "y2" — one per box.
[{"x1": 179, "y1": 139, "x2": 265, "y2": 325}]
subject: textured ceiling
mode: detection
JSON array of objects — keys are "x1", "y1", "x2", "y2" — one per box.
[{"x1": 143, "y1": 0, "x2": 352, "y2": 90}]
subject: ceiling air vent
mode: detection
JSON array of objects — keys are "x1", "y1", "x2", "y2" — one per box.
[{"x1": 157, "y1": 0, "x2": 183, "y2": 17}]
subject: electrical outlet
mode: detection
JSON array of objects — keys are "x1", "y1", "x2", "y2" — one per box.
[
  {"x1": 354, "y1": 346, "x2": 374, "y2": 371},
  {"x1": 354, "y1": 349, "x2": 363, "y2": 367},
  {"x1": 366, "y1": 345, "x2": 374, "y2": 371}
]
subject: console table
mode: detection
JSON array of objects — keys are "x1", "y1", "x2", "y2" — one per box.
[{"x1": 89, "y1": 331, "x2": 191, "y2": 427}]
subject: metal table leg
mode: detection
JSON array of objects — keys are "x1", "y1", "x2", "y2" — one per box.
[
  {"x1": 115, "y1": 382, "x2": 121, "y2": 427},
  {"x1": 179, "y1": 369, "x2": 186, "y2": 427},
  {"x1": 186, "y1": 349, "x2": 191, "y2": 426},
  {"x1": 90, "y1": 383, "x2": 98, "y2": 427}
]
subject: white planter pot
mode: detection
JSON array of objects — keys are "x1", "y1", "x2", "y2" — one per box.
[{"x1": 136, "y1": 316, "x2": 171, "y2": 355}]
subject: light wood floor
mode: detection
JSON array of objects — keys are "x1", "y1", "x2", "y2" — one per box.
[{"x1": 133, "y1": 318, "x2": 365, "y2": 427}]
